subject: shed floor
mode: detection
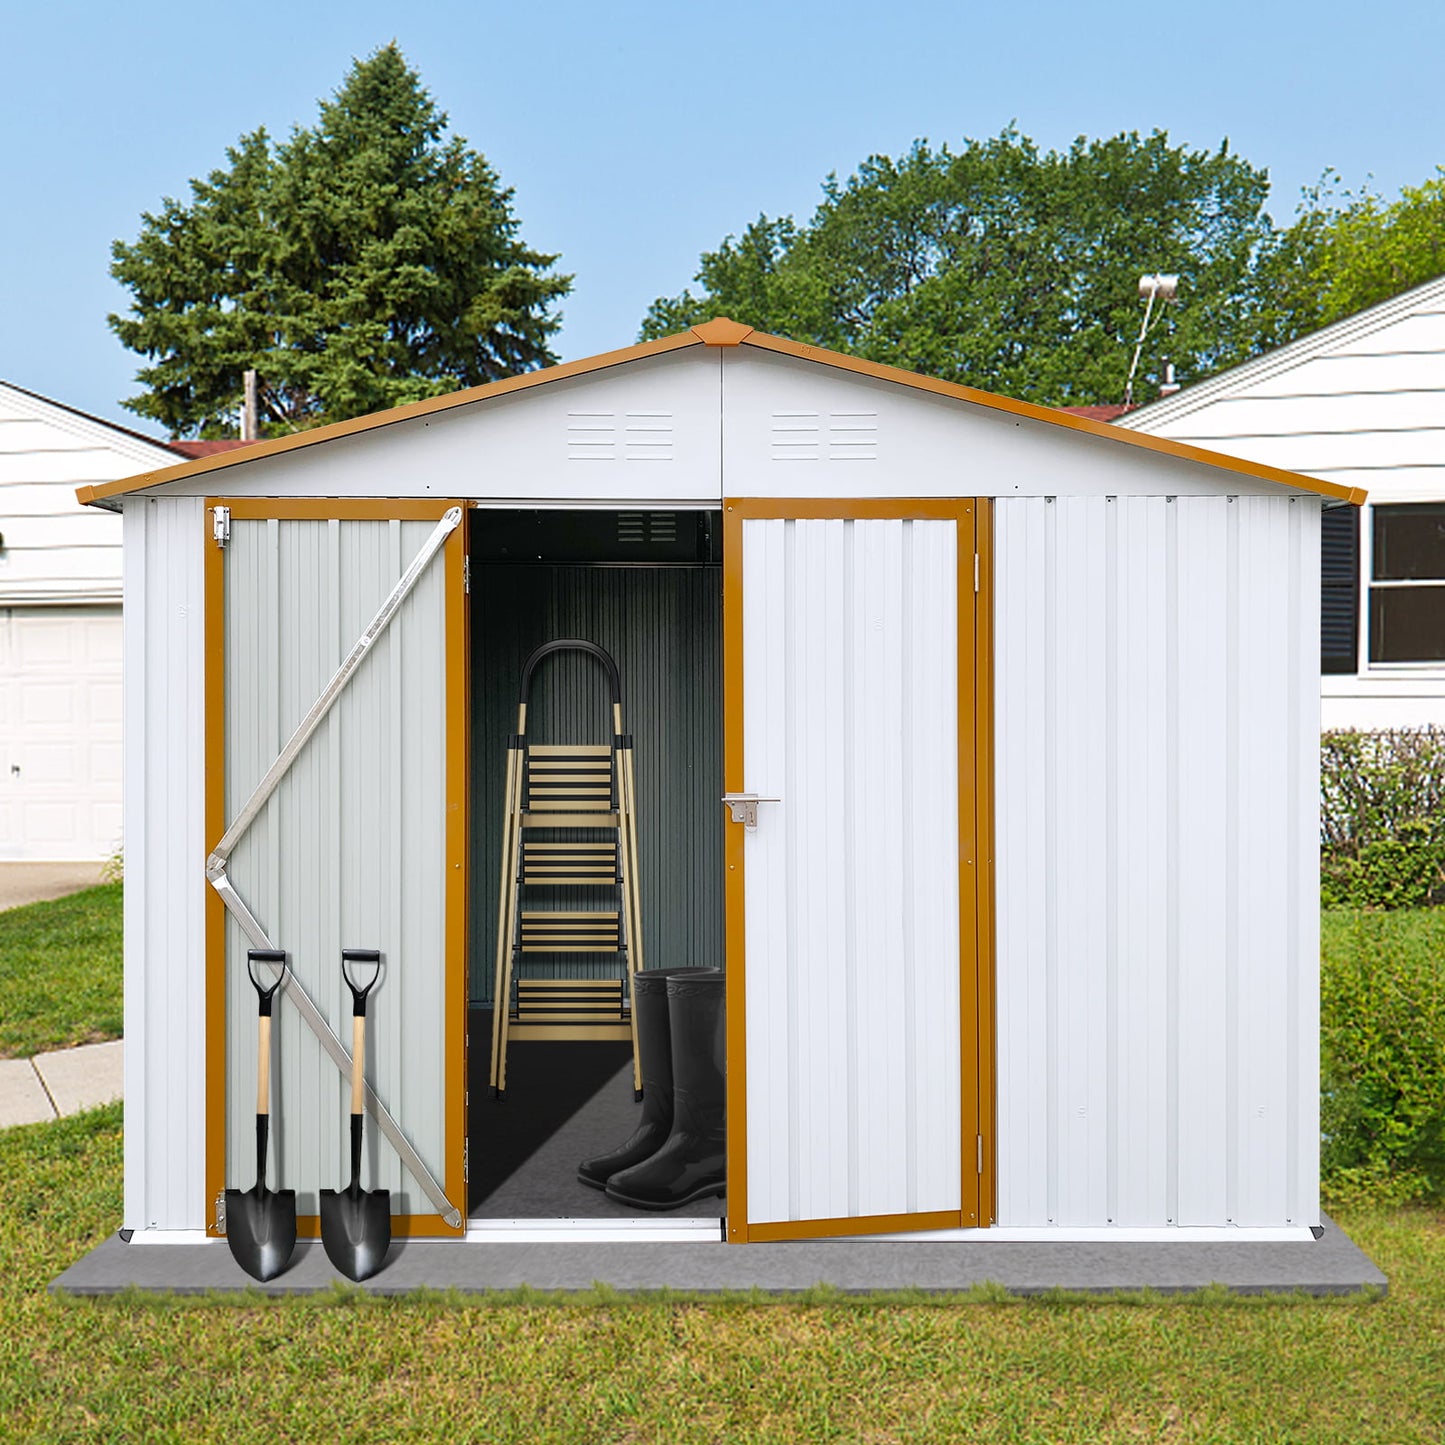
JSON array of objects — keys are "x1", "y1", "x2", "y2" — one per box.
[
  {"x1": 52, "y1": 1217, "x2": 1384, "y2": 1298},
  {"x1": 469, "y1": 1032, "x2": 723, "y2": 1220}
]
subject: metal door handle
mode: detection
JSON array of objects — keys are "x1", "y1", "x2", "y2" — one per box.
[{"x1": 721, "y1": 793, "x2": 780, "y2": 831}]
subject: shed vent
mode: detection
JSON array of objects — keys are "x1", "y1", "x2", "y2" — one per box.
[
  {"x1": 770, "y1": 411, "x2": 878, "y2": 461},
  {"x1": 617, "y1": 512, "x2": 678, "y2": 546},
  {"x1": 566, "y1": 411, "x2": 674, "y2": 462}
]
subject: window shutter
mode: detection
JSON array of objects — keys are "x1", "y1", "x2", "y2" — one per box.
[{"x1": 1320, "y1": 506, "x2": 1359, "y2": 674}]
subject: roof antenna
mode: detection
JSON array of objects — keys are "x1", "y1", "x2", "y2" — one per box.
[{"x1": 1124, "y1": 274, "x2": 1178, "y2": 408}]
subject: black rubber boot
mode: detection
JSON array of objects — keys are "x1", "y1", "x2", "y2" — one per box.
[
  {"x1": 605, "y1": 969, "x2": 725, "y2": 1211},
  {"x1": 576, "y1": 967, "x2": 716, "y2": 1190}
]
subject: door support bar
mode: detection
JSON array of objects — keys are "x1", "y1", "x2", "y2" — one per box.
[{"x1": 206, "y1": 506, "x2": 464, "y2": 1229}]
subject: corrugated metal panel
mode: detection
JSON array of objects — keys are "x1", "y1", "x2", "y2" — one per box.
[
  {"x1": 223, "y1": 517, "x2": 448, "y2": 1217},
  {"x1": 123, "y1": 496, "x2": 207, "y2": 1230},
  {"x1": 741, "y1": 517, "x2": 960, "y2": 1226},
  {"x1": 994, "y1": 494, "x2": 1320, "y2": 1228},
  {"x1": 470, "y1": 563, "x2": 724, "y2": 1002}
]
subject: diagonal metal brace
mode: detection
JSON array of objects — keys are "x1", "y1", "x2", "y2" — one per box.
[
  {"x1": 206, "y1": 505, "x2": 464, "y2": 1229},
  {"x1": 208, "y1": 871, "x2": 462, "y2": 1228},
  {"x1": 209, "y1": 507, "x2": 462, "y2": 874}
]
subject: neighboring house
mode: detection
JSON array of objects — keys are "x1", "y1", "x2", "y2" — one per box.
[
  {"x1": 0, "y1": 382, "x2": 180, "y2": 860},
  {"x1": 1120, "y1": 276, "x2": 1445, "y2": 730}
]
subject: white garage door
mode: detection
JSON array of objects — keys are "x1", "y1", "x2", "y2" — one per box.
[{"x1": 0, "y1": 605, "x2": 122, "y2": 861}]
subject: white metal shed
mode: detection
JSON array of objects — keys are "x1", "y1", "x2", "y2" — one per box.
[{"x1": 82, "y1": 319, "x2": 1361, "y2": 1244}]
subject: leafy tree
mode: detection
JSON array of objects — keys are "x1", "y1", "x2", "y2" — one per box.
[
  {"x1": 643, "y1": 129, "x2": 1279, "y2": 406},
  {"x1": 110, "y1": 44, "x2": 570, "y2": 436},
  {"x1": 1254, "y1": 169, "x2": 1445, "y2": 345}
]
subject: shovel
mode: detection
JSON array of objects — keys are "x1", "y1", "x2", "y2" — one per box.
[
  {"x1": 321, "y1": 949, "x2": 391, "y2": 1281},
  {"x1": 226, "y1": 949, "x2": 297, "y2": 1282}
]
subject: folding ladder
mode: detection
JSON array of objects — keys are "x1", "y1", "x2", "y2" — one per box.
[{"x1": 489, "y1": 640, "x2": 645, "y2": 1100}]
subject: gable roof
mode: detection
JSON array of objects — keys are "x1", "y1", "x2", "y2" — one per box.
[
  {"x1": 1123, "y1": 272, "x2": 1445, "y2": 433},
  {"x1": 76, "y1": 319, "x2": 1366, "y2": 509},
  {"x1": 2, "y1": 379, "x2": 181, "y2": 467}
]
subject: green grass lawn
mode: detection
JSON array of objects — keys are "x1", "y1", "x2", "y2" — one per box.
[
  {"x1": 0, "y1": 884, "x2": 123, "y2": 1059},
  {"x1": 3, "y1": 892, "x2": 1443, "y2": 1439},
  {"x1": 1, "y1": 1105, "x2": 1442, "y2": 1444}
]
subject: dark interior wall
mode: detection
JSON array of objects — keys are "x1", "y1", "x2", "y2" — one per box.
[{"x1": 469, "y1": 558, "x2": 724, "y2": 1003}]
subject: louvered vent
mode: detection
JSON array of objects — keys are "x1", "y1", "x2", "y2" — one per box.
[
  {"x1": 770, "y1": 411, "x2": 878, "y2": 461},
  {"x1": 1321, "y1": 505, "x2": 1359, "y2": 675},
  {"x1": 566, "y1": 411, "x2": 673, "y2": 461},
  {"x1": 617, "y1": 513, "x2": 678, "y2": 546}
]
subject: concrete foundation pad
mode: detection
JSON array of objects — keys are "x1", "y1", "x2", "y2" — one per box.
[
  {"x1": 32, "y1": 1040, "x2": 123, "y2": 1115},
  {"x1": 51, "y1": 1215, "x2": 1385, "y2": 1297},
  {"x1": 0, "y1": 1058, "x2": 56, "y2": 1128}
]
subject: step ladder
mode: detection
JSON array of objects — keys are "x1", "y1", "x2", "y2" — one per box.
[{"x1": 489, "y1": 640, "x2": 645, "y2": 1101}]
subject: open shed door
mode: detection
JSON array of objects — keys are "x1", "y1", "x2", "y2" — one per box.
[
  {"x1": 204, "y1": 500, "x2": 468, "y2": 1239},
  {"x1": 723, "y1": 500, "x2": 984, "y2": 1242}
]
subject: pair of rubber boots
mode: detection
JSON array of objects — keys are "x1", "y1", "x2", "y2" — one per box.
[{"x1": 578, "y1": 967, "x2": 725, "y2": 1209}]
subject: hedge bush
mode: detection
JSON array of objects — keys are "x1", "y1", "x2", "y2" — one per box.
[
  {"x1": 1320, "y1": 907, "x2": 1445, "y2": 1206},
  {"x1": 1320, "y1": 728, "x2": 1445, "y2": 909}
]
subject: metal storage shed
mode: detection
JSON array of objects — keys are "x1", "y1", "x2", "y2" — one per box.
[{"x1": 81, "y1": 318, "x2": 1363, "y2": 1246}]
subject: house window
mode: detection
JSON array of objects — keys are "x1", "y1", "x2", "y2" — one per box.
[{"x1": 1368, "y1": 502, "x2": 1445, "y2": 664}]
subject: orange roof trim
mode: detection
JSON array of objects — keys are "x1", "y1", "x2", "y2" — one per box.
[{"x1": 77, "y1": 320, "x2": 1366, "y2": 508}]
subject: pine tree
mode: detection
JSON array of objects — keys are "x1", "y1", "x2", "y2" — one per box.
[{"x1": 110, "y1": 45, "x2": 570, "y2": 436}]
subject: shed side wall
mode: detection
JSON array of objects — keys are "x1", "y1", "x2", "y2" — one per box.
[
  {"x1": 994, "y1": 494, "x2": 1320, "y2": 1229},
  {"x1": 123, "y1": 496, "x2": 207, "y2": 1230}
]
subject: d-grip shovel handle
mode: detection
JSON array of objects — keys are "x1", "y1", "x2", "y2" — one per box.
[
  {"x1": 341, "y1": 950, "x2": 381, "y2": 1117},
  {"x1": 246, "y1": 950, "x2": 287, "y2": 1120}
]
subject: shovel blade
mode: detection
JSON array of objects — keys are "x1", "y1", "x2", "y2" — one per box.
[
  {"x1": 225, "y1": 1185, "x2": 298, "y2": 1282},
  {"x1": 320, "y1": 1186, "x2": 392, "y2": 1281}
]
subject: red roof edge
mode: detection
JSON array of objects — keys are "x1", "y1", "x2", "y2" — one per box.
[
  {"x1": 168, "y1": 439, "x2": 261, "y2": 459},
  {"x1": 1055, "y1": 404, "x2": 1134, "y2": 422}
]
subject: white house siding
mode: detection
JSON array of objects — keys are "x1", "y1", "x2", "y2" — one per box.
[
  {"x1": 1, "y1": 383, "x2": 176, "y2": 861},
  {"x1": 994, "y1": 494, "x2": 1320, "y2": 1228},
  {"x1": 122, "y1": 497, "x2": 207, "y2": 1231},
  {"x1": 1120, "y1": 277, "x2": 1445, "y2": 728}
]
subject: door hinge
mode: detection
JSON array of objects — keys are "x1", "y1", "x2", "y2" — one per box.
[
  {"x1": 974, "y1": 553, "x2": 980, "y2": 593},
  {"x1": 212, "y1": 505, "x2": 231, "y2": 549},
  {"x1": 977, "y1": 1135, "x2": 984, "y2": 1175},
  {"x1": 463, "y1": 1138, "x2": 469, "y2": 1184},
  {"x1": 463, "y1": 555, "x2": 470, "y2": 594},
  {"x1": 215, "y1": 1190, "x2": 228, "y2": 1234}
]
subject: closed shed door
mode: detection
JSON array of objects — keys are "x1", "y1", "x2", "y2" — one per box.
[
  {"x1": 723, "y1": 500, "x2": 982, "y2": 1242},
  {"x1": 0, "y1": 605, "x2": 122, "y2": 861},
  {"x1": 206, "y1": 501, "x2": 467, "y2": 1236}
]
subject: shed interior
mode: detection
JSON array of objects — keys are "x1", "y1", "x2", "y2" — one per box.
[{"x1": 465, "y1": 507, "x2": 726, "y2": 1219}]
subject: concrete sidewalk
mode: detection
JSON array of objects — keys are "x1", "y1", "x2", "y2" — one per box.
[
  {"x1": 0, "y1": 861, "x2": 107, "y2": 912},
  {"x1": 0, "y1": 1040, "x2": 123, "y2": 1128}
]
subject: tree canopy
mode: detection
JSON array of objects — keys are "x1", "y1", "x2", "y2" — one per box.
[
  {"x1": 1253, "y1": 169, "x2": 1445, "y2": 347},
  {"x1": 642, "y1": 129, "x2": 1281, "y2": 407},
  {"x1": 110, "y1": 45, "x2": 571, "y2": 437}
]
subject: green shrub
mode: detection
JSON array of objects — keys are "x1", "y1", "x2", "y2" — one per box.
[
  {"x1": 1320, "y1": 907, "x2": 1445, "y2": 1206},
  {"x1": 1320, "y1": 729, "x2": 1445, "y2": 909}
]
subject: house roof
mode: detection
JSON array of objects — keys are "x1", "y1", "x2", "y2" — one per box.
[
  {"x1": 168, "y1": 439, "x2": 261, "y2": 459},
  {"x1": 1056, "y1": 403, "x2": 1135, "y2": 422},
  {"x1": 2, "y1": 379, "x2": 180, "y2": 464},
  {"x1": 1123, "y1": 272, "x2": 1445, "y2": 432},
  {"x1": 76, "y1": 319, "x2": 1367, "y2": 508}
]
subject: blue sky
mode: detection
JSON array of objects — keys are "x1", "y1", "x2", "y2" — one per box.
[{"x1": 2, "y1": 0, "x2": 1441, "y2": 436}]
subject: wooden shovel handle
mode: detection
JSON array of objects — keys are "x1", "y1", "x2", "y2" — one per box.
[
  {"x1": 351, "y1": 1014, "x2": 365, "y2": 1115},
  {"x1": 257, "y1": 1014, "x2": 271, "y2": 1116}
]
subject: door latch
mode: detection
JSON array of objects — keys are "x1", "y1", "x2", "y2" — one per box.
[
  {"x1": 212, "y1": 505, "x2": 231, "y2": 548},
  {"x1": 720, "y1": 793, "x2": 780, "y2": 831}
]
